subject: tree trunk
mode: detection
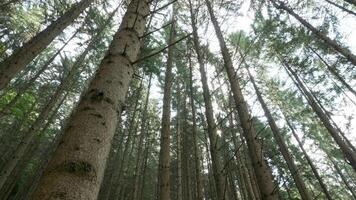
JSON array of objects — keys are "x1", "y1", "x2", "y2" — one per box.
[
  {"x1": 176, "y1": 80, "x2": 183, "y2": 200},
  {"x1": 281, "y1": 114, "x2": 333, "y2": 200},
  {"x1": 344, "y1": 0, "x2": 356, "y2": 6},
  {"x1": 308, "y1": 46, "x2": 356, "y2": 97},
  {"x1": 204, "y1": 0, "x2": 278, "y2": 199},
  {"x1": 0, "y1": 0, "x2": 95, "y2": 90},
  {"x1": 31, "y1": 0, "x2": 150, "y2": 199},
  {"x1": 132, "y1": 74, "x2": 152, "y2": 200},
  {"x1": 283, "y1": 61, "x2": 356, "y2": 171},
  {"x1": 246, "y1": 67, "x2": 313, "y2": 200},
  {"x1": 325, "y1": 0, "x2": 356, "y2": 16},
  {"x1": 188, "y1": 53, "x2": 204, "y2": 200},
  {"x1": 0, "y1": 21, "x2": 106, "y2": 190},
  {"x1": 270, "y1": 0, "x2": 356, "y2": 66},
  {"x1": 158, "y1": 5, "x2": 176, "y2": 200},
  {"x1": 327, "y1": 155, "x2": 356, "y2": 199},
  {"x1": 188, "y1": 2, "x2": 228, "y2": 199},
  {"x1": 0, "y1": 27, "x2": 80, "y2": 119}
]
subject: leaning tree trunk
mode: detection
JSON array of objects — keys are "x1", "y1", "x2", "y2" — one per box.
[
  {"x1": 188, "y1": 1, "x2": 228, "y2": 199},
  {"x1": 0, "y1": 26, "x2": 80, "y2": 119},
  {"x1": 0, "y1": 0, "x2": 95, "y2": 90},
  {"x1": 204, "y1": 0, "x2": 278, "y2": 199},
  {"x1": 0, "y1": 20, "x2": 108, "y2": 190},
  {"x1": 308, "y1": 46, "x2": 356, "y2": 97},
  {"x1": 281, "y1": 112, "x2": 333, "y2": 200},
  {"x1": 246, "y1": 67, "x2": 312, "y2": 200},
  {"x1": 327, "y1": 155, "x2": 356, "y2": 199},
  {"x1": 324, "y1": 0, "x2": 356, "y2": 16},
  {"x1": 188, "y1": 54, "x2": 204, "y2": 200},
  {"x1": 31, "y1": 0, "x2": 151, "y2": 199},
  {"x1": 283, "y1": 61, "x2": 356, "y2": 171},
  {"x1": 158, "y1": 5, "x2": 176, "y2": 200},
  {"x1": 344, "y1": 0, "x2": 356, "y2": 6},
  {"x1": 270, "y1": 0, "x2": 356, "y2": 66}
]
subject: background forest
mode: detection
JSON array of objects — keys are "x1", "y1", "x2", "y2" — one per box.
[{"x1": 0, "y1": 0, "x2": 355, "y2": 199}]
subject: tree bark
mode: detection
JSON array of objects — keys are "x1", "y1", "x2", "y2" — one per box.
[
  {"x1": 158, "y1": 5, "x2": 176, "y2": 200},
  {"x1": 132, "y1": 74, "x2": 152, "y2": 200},
  {"x1": 188, "y1": 2, "x2": 228, "y2": 199},
  {"x1": 327, "y1": 155, "x2": 356, "y2": 199},
  {"x1": 325, "y1": 0, "x2": 356, "y2": 16},
  {"x1": 308, "y1": 46, "x2": 356, "y2": 97},
  {"x1": 31, "y1": 0, "x2": 150, "y2": 199},
  {"x1": 270, "y1": 0, "x2": 356, "y2": 66},
  {"x1": 0, "y1": 0, "x2": 95, "y2": 90},
  {"x1": 344, "y1": 0, "x2": 356, "y2": 6},
  {"x1": 281, "y1": 112, "x2": 333, "y2": 200},
  {"x1": 246, "y1": 67, "x2": 313, "y2": 200},
  {"x1": 188, "y1": 53, "x2": 204, "y2": 200},
  {"x1": 0, "y1": 19, "x2": 108, "y2": 191},
  {"x1": 283, "y1": 61, "x2": 356, "y2": 171},
  {"x1": 0, "y1": 27, "x2": 80, "y2": 119},
  {"x1": 204, "y1": 0, "x2": 278, "y2": 199}
]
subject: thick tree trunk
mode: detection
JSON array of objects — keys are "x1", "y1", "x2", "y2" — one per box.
[
  {"x1": 283, "y1": 62, "x2": 356, "y2": 171},
  {"x1": 31, "y1": 0, "x2": 150, "y2": 199},
  {"x1": 246, "y1": 67, "x2": 313, "y2": 200},
  {"x1": 282, "y1": 113, "x2": 333, "y2": 200},
  {"x1": 0, "y1": 0, "x2": 95, "y2": 90},
  {"x1": 158, "y1": 5, "x2": 176, "y2": 200},
  {"x1": 188, "y1": 54, "x2": 204, "y2": 200},
  {"x1": 188, "y1": 2, "x2": 227, "y2": 199},
  {"x1": 132, "y1": 74, "x2": 152, "y2": 200},
  {"x1": 204, "y1": 0, "x2": 278, "y2": 199},
  {"x1": 271, "y1": 0, "x2": 356, "y2": 66}
]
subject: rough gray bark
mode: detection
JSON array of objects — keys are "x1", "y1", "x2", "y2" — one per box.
[
  {"x1": 0, "y1": 0, "x2": 95, "y2": 90},
  {"x1": 31, "y1": 0, "x2": 150, "y2": 199}
]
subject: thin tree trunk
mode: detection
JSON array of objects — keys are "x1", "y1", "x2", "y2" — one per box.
[
  {"x1": 327, "y1": 154, "x2": 356, "y2": 199},
  {"x1": 270, "y1": 0, "x2": 356, "y2": 66},
  {"x1": 31, "y1": 0, "x2": 150, "y2": 199},
  {"x1": 133, "y1": 74, "x2": 152, "y2": 200},
  {"x1": 308, "y1": 46, "x2": 356, "y2": 97},
  {"x1": 188, "y1": 2, "x2": 227, "y2": 199},
  {"x1": 344, "y1": 0, "x2": 356, "y2": 6},
  {"x1": 0, "y1": 0, "x2": 95, "y2": 90},
  {"x1": 158, "y1": 4, "x2": 176, "y2": 200},
  {"x1": 176, "y1": 80, "x2": 183, "y2": 200},
  {"x1": 188, "y1": 53, "x2": 204, "y2": 200},
  {"x1": 325, "y1": 0, "x2": 356, "y2": 16},
  {"x1": 11, "y1": 92, "x2": 69, "y2": 200},
  {"x1": 283, "y1": 61, "x2": 356, "y2": 171},
  {"x1": 281, "y1": 112, "x2": 334, "y2": 200},
  {"x1": 204, "y1": 0, "x2": 278, "y2": 199},
  {"x1": 246, "y1": 67, "x2": 312, "y2": 200}
]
